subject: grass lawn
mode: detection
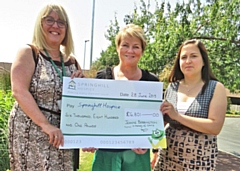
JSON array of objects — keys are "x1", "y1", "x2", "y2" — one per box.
[
  {"x1": 226, "y1": 114, "x2": 240, "y2": 117},
  {"x1": 78, "y1": 150, "x2": 94, "y2": 171}
]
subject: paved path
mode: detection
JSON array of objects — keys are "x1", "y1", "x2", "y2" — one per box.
[
  {"x1": 216, "y1": 151, "x2": 240, "y2": 171},
  {"x1": 218, "y1": 117, "x2": 240, "y2": 156},
  {"x1": 216, "y1": 117, "x2": 240, "y2": 170}
]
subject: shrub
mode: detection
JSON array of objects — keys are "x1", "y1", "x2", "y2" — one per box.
[
  {"x1": 0, "y1": 90, "x2": 14, "y2": 170},
  {"x1": 0, "y1": 71, "x2": 11, "y2": 91}
]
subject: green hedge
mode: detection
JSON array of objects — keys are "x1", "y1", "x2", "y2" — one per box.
[{"x1": 0, "y1": 90, "x2": 14, "y2": 170}]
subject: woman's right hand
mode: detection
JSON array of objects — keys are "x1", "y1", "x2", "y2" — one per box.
[
  {"x1": 41, "y1": 123, "x2": 64, "y2": 148},
  {"x1": 160, "y1": 100, "x2": 179, "y2": 121},
  {"x1": 82, "y1": 147, "x2": 98, "y2": 153}
]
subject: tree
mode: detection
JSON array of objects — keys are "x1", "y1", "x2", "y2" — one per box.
[{"x1": 92, "y1": 0, "x2": 240, "y2": 91}]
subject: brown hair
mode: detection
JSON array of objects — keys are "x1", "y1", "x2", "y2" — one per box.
[{"x1": 168, "y1": 39, "x2": 217, "y2": 94}]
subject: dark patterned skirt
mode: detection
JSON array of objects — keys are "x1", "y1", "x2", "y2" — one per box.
[
  {"x1": 8, "y1": 104, "x2": 74, "y2": 171},
  {"x1": 153, "y1": 126, "x2": 218, "y2": 171}
]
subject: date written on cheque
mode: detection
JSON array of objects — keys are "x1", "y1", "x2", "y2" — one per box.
[{"x1": 120, "y1": 92, "x2": 157, "y2": 98}]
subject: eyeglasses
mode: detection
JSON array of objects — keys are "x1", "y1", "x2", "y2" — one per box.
[{"x1": 43, "y1": 16, "x2": 67, "y2": 28}]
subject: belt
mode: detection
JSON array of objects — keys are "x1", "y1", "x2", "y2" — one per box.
[
  {"x1": 169, "y1": 123, "x2": 186, "y2": 129},
  {"x1": 39, "y1": 106, "x2": 61, "y2": 115}
]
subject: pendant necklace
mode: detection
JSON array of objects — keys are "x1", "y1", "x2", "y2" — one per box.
[
  {"x1": 186, "y1": 87, "x2": 192, "y2": 93},
  {"x1": 44, "y1": 49, "x2": 66, "y2": 81},
  {"x1": 185, "y1": 85, "x2": 195, "y2": 93},
  {"x1": 183, "y1": 81, "x2": 202, "y2": 94}
]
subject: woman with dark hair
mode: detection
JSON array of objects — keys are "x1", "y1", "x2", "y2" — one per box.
[{"x1": 153, "y1": 39, "x2": 227, "y2": 170}]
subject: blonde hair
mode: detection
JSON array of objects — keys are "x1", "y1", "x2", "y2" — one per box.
[
  {"x1": 32, "y1": 3, "x2": 74, "y2": 57},
  {"x1": 115, "y1": 24, "x2": 147, "y2": 52}
]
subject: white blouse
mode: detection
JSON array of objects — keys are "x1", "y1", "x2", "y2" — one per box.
[{"x1": 177, "y1": 101, "x2": 192, "y2": 115}]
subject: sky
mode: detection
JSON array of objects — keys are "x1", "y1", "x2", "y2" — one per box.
[{"x1": 0, "y1": 0, "x2": 178, "y2": 69}]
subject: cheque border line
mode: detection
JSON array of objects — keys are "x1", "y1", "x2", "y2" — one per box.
[{"x1": 62, "y1": 95, "x2": 162, "y2": 103}]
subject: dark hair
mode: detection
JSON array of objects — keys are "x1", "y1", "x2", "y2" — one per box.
[{"x1": 168, "y1": 39, "x2": 217, "y2": 94}]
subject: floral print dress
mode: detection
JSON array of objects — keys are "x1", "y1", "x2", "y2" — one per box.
[{"x1": 8, "y1": 47, "x2": 79, "y2": 171}]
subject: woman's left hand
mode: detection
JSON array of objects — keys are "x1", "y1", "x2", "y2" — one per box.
[
  {"x1": 82, "y1": 147, "x2": 98, "y2": 153},
  {"x1": 71, "y1": 70, "x2": 85, "y2": 78},
  {"x1": 132, "y1": 148, "x2": 148, "y2": 154},
  {"x1": 160, "y1": 101, "x2": 179, "y2": 120},
  {"x1": 151, "y1": 152, "x2": 158, "y2": 169}
]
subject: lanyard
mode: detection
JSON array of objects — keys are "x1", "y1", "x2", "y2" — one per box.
[{"x1": 44, "y1": 49, "x2": 66, "y2": 81}]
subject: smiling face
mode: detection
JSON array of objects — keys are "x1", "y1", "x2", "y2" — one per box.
[
  {"x1": 179, "y1": 43, "x2": 204, "y2": 77},
  {"x1": 152, "y1": 129, "x2": 164, "y2": 140},
  {"x1": 117, "y1": 35, "x2": 143, "y2": 67},
  {"x1": 42, "y1": 11, "x2": 66, "y2": 48}
]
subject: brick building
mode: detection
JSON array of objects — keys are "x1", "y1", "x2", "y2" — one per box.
[{"x1": 0, "y1": 62, "x2": 11, "y2": 73}]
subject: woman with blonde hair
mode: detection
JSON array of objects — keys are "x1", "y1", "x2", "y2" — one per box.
[
  {"x1": 83, "y1": 24, "x2": 159, "y2": 171},
  {"x1": 8, "y1": 3, "x2": 84, "y2": 171}
]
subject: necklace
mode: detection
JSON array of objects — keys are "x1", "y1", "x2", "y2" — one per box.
[
  {"x1": 183, "y1": 80, "x2": 203, "y2": 93},
  {"x1": 44, "y1": 49, "x2": 66, "y2": 81},
  {"x1": 186, "y1": 87, "x2": 193, "y2": 93}
]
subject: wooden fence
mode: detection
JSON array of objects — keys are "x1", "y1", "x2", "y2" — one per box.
[{"x1": 230, "y1": 104, "x2": 240, "y2": 113}]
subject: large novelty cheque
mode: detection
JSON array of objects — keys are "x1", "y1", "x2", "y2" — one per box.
[{"x1": 60, "y1": 77, "x2": 167, "y2": 149}]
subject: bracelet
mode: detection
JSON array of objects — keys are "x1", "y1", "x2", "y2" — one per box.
[{"x1": 152, "y1": 149, "x2": 158, "y2": 153}]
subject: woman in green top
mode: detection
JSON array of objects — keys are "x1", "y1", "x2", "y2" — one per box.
[{"x1": 83, "y1": 24, "x2": 159, "y2": 171}]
